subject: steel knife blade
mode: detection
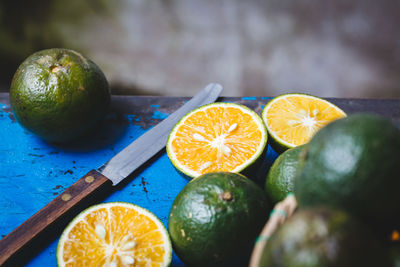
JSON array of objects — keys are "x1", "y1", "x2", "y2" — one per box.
[
  {"x1": 100, "y1": 83, "x2": 223, "y2": 185},
  {"x1": 0, "y1": 83, "x2": 223, "y2": 266}
]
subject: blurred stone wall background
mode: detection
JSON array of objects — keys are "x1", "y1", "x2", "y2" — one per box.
[{"x1": 0, "y1": 0, "x2": 399, "y2": 97}]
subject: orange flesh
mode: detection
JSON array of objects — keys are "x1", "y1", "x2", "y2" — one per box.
[
  {"x1": 171, "y1": 106, "x2": 264, "y2": 175},
  {"x1": 265, "y1": 96, "x2": 346, "y2": 146},
  {"x1": 392, "y1": 230, "x2": 400, "y2": 242},
  {"x1": 62, "y1": 206, "x2": 167, "y2": 267}
]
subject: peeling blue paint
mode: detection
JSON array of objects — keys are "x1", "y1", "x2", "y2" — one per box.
[
  {"x1": 0, "y1": 104, "x2": 186, "y2": 266},
  {"x1": 0, "y1": 98, "x2": 274, "y2": 267},
  {"x1": 242, "y1": 96, "x2": 257, "y2": 100},
  {"x1": 151, "y1": 104, "x2": 161, "y2": 109},
  {"x1": 129, "y1": 114, "x2": 141, "y2": 122},
  {"x1": 152, "y1": 110, "x2": 169, "y2": 120}
]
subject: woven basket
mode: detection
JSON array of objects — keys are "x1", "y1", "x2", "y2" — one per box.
[{"x1": 249, "y1": 194, "x2": 298, "y2": 267}]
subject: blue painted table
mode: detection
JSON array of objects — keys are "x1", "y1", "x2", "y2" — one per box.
[{"x1": 0, "y1": 93, "x2": 399, "y2": 266}]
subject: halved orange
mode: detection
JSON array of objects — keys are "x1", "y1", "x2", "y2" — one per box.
[
  {"x1": 262, "y1": 93, "x2": 346, "y2": 152},
  {"x1": 57, "y1": 202, "x2": 172, "y2": 267},
  {"x1": 166, "y1": 102, "x2": 267, "y2": 178}
]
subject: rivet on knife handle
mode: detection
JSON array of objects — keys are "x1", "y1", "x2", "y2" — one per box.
[
  {"x1": 0, "y1": 170, "x2": 112, "y2": 266},
  {"x1": 0, "y1": 83, "x2": 223, "y2": 265}
]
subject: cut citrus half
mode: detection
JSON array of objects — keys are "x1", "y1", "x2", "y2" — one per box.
[
  {"x1": 262, "y1": 93, "x2": 346, "y2": 152},
  {"x1": 166, "y1": 102, "x2": 267, "y2": 178},
  {"x1": 57, "y1": 202, "x2": 172, "y2": 267}
]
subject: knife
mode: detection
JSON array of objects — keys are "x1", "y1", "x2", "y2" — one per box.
[{"x1": 0, "y1": 83, "x2": 223, "y2": 265}]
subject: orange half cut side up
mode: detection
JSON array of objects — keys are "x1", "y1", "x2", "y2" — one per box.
[
  {"x1": 167, "y1": 103, "x2": 267, "y2": 178},
  {"x1": 262, "y1": 94, "x2": 346, "y2": 149},
  {"x1": 57, "y1": 202, "x2": 172, "y2": 267}
]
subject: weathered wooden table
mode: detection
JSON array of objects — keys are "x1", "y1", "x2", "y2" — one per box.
[{"x1": 0, "y1": 93, "x2": 399, "y2": 266}]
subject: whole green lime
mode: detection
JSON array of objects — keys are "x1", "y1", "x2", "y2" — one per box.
[
  {"x1": 259, "y1": 207, "x2": 393, "y2": 267},
  {"x1": 294, "y1": 114, "x2": 400, "y2": 237},
  {"x1": 168, "y1": 172, "x2": 271, "y2": 267},
  {"x1": 265, "y1": 145, "x2": 305, "y2": 203},
  {"x1": 10, "y1": 48, "x2": 110, "y2": 142}
]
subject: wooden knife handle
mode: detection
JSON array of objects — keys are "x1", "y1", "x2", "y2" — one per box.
[{"x1": 0, "y1": 169, "x2": 112, "y2": 266}]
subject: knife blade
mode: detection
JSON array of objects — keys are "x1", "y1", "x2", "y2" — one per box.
[
  {"x1": 100, "y1": 83, "x2": 223, "y2": 185},
  {"x1": 0, "y1": 83, "x2": 223, "y2": 265}
]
